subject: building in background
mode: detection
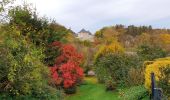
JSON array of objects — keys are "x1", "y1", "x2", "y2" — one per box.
[{"x1": 77, "y1": 29, "x2": 94, "y2": 42}]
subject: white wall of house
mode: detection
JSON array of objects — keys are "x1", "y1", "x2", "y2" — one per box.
[{"x1": 77, "y1": 32, "x2": 94, "y2": 42}]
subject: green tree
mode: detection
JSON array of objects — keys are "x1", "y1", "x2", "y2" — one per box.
[
  {"x1": 0, "y1": 25, "x2": 58, "y2": 99},
  {"x1": 137, "y1": 44, "x2": 167, "y2": 60},
  {"x1": 8, "y1": 5, "x2": 69, "y2": 66}
]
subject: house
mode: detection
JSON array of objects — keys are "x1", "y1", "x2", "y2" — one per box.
[{"x1": 77, "y1": 29, "x2": 94, "y2": 42}]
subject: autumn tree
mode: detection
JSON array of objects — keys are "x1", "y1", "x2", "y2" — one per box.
[
  {"x1": 94, "y1": 41, "x2": 124, "y2": 83},
  {"x1": 159, "y1": 33, "x2": 170, "y2": 52},
  {"x1": 126, "y1": 25, "x2": 152, "y2": 36},
  {"x1": 8, "y1": 5, "x2": 69, "y2": 66},
  {"x1": 94, "y1": 41, "x2": 124, "y2": 63},
  {"x1": 94, "y1": 26, "x2": 119, "y2": 45},
  {"x1": 0, "y1": 24, "x2": 59, "y2": 99},
  {"x1": 0, "y1": 3, "x2": 67, "y2": 99}
]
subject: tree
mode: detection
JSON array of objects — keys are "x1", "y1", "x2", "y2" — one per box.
[
  {"x1": 126, "y1": 25, "x2": 152, "y2": 36},
  {"x1": 94, "y1": 41, "x2": 125, "y2": 87},
  {"x1": 94, "y1": 41, "x2": 124, "y2": 63},
  {"x1": 135, "y1": 33, "x2": 151, "y2": 46},
  {"x1": 159, "y1": 33, "x2": 170, "y2": 52},
  {"x1": 0, "y1": 3, "x2": 66, "y2": 99},
  {"x1": 0, "y1": 25, "x2": 58, "y2": 99},
  {"x1": 159, "y1": 33, "x2": 170, "y2": 44},
  {"x1": 94, "y1": 26, "x2": 119, "y2": 45},
  {"x1": 8, "y1": 5, "x2": 69, "y2": 66},
  {"x1": 137, "y1": 44, "x2": 167, "y2": 61}
]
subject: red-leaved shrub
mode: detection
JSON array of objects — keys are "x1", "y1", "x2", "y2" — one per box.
[{"x1": 49, "y1": 41, "x2": 84, "y2": 89}]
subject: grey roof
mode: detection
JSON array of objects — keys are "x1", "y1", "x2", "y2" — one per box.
[{"x1": 79, "y1": 29, "x2": 92, "y2": 35}]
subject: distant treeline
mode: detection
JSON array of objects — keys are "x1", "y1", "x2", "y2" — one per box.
[{"x1": 95, "y1": 24, "x2": 170, "y2": 37}]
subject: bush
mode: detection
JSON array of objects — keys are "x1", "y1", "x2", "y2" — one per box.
[
  {"x1": 144, "y1": 57, "x2": 170, "y2": 95},
  {"x1": 119, "y1": 85, "x2": 148, "y2": 100},
  {"x1": 126, "y1": 68, "x2": 144, "y2": 86},
  {"x1": 0, "y1": 88, "x2": 63, "y2": 100},
  {"x1": 158, "y1": 67, "x2": 170, "y2": 98},
  {"x1": 0, "y1": 26, "x2": 59, "y2": 99},
  {"x1": 95, "y1": 54, "x2": 129, "y2": 88},
  {"x1": 49, "y1": 42, "x2": 84, "y2": 93},
  {"x1": 94, "y1": 41, "x2": 125, "y2": 85},
  {"x1": 95, "y1": 51, "x2": 145, "y2": 89}
]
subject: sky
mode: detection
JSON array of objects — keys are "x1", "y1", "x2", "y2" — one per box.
[{"x1": 15, "y1": 0, "x2": 170, "y2": 33}]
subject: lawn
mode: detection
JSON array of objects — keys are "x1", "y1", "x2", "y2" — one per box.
[
  {"x1": 65, "y1": 77, "x2": 120, "y2": 100},
  {"x1": 65, "y1": 77, "x2": 149, "y2": 100}
]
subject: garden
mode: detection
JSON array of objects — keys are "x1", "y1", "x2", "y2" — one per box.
[{"x1": 0, "y1": 1, "x2": 170, "y2": 100}]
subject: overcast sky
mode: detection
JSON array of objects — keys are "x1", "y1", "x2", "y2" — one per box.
[{"x1": 16, "y1": 0, "x2": 170, "y2": 33}]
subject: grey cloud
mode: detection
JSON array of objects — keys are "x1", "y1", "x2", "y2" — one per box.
[{"x1": 17, "y1": 0, "x2": 170, "y2": 33}]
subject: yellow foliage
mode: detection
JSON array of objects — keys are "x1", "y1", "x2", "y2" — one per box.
[
  {"x1": 159, "y1": 33, "x2": 170, "y2": 44},
  {"x1": 136, "y1": 33, "x2": 150, "y2": 45},
  {"x1": 144, "y1": 57, "x2": 170, "y2": 91},
  {"x1": 65, "y1": 32, "x2": 75, "y2": 43},
  {"x1": 95, "y1": 27, "x2": 119, "y2": 45},
  {"x1": 94, "y1": 41, "x2": 124, "y2": 62}
]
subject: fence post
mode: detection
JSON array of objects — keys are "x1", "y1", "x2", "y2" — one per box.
[
  {"x1": 151, "y1": 72, "x2": 156, "y2": 99},
  {"x1": 151, "y1": 72, "x2": 163, "y2": 100}
]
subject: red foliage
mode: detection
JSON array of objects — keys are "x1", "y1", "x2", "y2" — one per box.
[
  {"x1": 55, "y1": 44, "x2": 83, "y2": 65},
  {"x1": 50, "y1": 65, "x2": 59, "y2": 80},
  {"x1": 60, "y1": 61, "x2": 83, "y2": 88},
  {"x1": 49, "y1": 41, "x2": 84, "y2": 88}
]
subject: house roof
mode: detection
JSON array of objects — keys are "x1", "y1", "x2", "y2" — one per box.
[{"x1": 78, "y1": 29, "x2": 92, "y2": 35}]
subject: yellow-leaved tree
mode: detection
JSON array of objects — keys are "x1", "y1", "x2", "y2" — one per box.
[
  {"x1": 159, "y1": 33, "x2": 170, "y2": 44},
  {"x1": 135, "y1": 33, "x2": 151, "y2": 46},
  {"x1": 94, "y1": 40, "x2": 124, "y2": 63},
  {"x1": 159, "y1": 33, "x2": 170, "y2": 52},
  {"x1": 94, "y1": 27, "x2": 120, "y2": 45}
]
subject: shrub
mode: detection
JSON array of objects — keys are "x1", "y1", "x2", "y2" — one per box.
[
  {"x1": 119, "y1": 85, "x2": 148, "y2": 100},
  {"x1": 49, "y1": 42, "x2": 84, "y2": 93},
  {"x1": 95, "y1": 50, "x2": 145, "y2": 89},
  {"x1": 126, "y1": 68, "x2": 144, "y2": 86},
  {"x1": 94, "y1": 41, "x2": 124, "y2": 82},
  {"x1": 95, "y1": 54, "x2": 129, "y2": 88},
  {"x1": 125, "y1": 55, "x2": 144, "y2": 86},
  {"x1": 0, "y1": 88, "x2": 63, "y2": 100},
  {"x1": 144, "y1": 57, "x2": 170, "y2": 94},
  {"x1": 158, "y1": 67, "x2": 170, "y2": 98}
]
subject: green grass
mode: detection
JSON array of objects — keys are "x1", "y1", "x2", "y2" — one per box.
[
  {"x1": 65, "y1": 77, "x2": 119, "y2": 100},
  {"x1": 65, "y1": 77, "x2": 149, "y2": 100}
]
